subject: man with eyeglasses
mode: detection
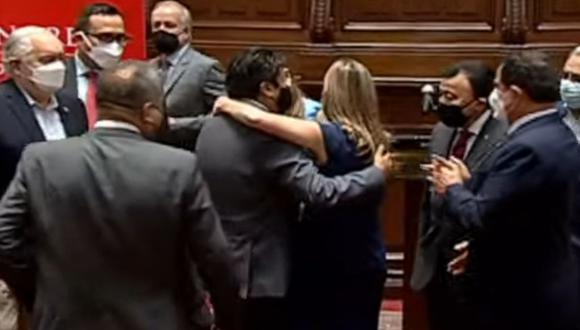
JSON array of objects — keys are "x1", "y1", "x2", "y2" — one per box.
[
  {"x1": 62, "y1": 3, "x2": 128, "y2": 128},
  {"x1": 0, "y1": 26, "x2": 88, "y2": 330}
]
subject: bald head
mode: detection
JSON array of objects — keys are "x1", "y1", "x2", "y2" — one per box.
[{"x1": 97, "y1": 60, "x2": 163, "y2": 111}]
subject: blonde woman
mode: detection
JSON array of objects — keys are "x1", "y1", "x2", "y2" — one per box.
[{"x1": 215, "y1": 58, "x2": 389, "y2": 330}]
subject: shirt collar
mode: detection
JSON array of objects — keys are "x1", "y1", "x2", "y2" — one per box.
[
  {"x1": 94, "y1": 120, "x2": 141, "y2": 134},
  {"x1": 463, "y1": 110, "x2": 491, "y2": 136},
  {"x1": 15, "y1": 83, "x2": 59, "y2": 111},
  {"x1": 165, "y1": 44, "x2": 189, "y2": 67},
  {"x1": 508, "y1": 108, "x2": 558, "y2": 135},
  {"x1": 74, "y1": 53, "x2": 91, "y2": 77}
]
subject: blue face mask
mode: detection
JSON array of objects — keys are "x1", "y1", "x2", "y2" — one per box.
[{"x1": 560, "y1": 79, "x2": 580, "y2": 110}]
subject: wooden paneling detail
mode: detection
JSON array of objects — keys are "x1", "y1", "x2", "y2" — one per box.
[
  {"x1": 332, "y1": 0, "x2": 503, "y2": 43},
  {"x1": 527, "y1": 0, "x2": 580, "y2": 42}
]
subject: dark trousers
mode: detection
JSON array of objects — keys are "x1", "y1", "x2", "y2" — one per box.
[
  {"x1": 240, "y1": 297, "x2": 289, "y2": 330},
  {"x1": 290, "y1": 271, "x2": 385, "y2": 330},
  {"x1": 425, "y1": 264, "x2": 481, "y2": 330}
]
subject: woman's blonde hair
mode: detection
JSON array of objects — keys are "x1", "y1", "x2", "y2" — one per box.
[{"x1": 322, "y1": 58, "x2": 389, "y2": 160}]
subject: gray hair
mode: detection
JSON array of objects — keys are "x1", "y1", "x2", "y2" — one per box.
[
  {"x1": 2, "y1": 26, "x2": 51, "y2": 74},
  {"x1": 152, "y1": 1, "x2": 192, "y2": 33},
  {"x1": 571, "y1": 46, "x2": 580, "y2": 56},
  {"x1": 97, "y1": 60, "x2": 164, "y2": 112}
]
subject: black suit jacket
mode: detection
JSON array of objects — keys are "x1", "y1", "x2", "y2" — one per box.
[
  {"x1": 62, "y1": 57, "x2": 80, "y2": 100},
  {"x1": 445, "y1": 112, "x2": 580, "y2": 329},
  {"x1": 0, "y1": 128, "x2": 240, "y2": 330},
  {"x1": 196, "y1": 114, "x2": 385, "y2": 299},
  {"x1": 411, "y1": 112, "x2": 508, "y2": 291},
  {"x1": 0, "y1": 79, "x2": 87, "y2": 197}
]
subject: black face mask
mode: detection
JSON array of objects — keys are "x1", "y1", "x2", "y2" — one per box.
[
  {"x1": 277, "y1": 86, "x2": 293, "y2": 114},
  {"x1": 152, "y1": 30, "x2": 180, "y2": 55},
  {"x1": 437, "y1": 101, "x2": 475, "y2": 128}
]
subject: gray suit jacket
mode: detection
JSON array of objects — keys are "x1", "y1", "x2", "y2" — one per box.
[
  {"x1": 157, "y1": 46, "x2": 225, "y2": 151},
  {"x1": 0, "y1": 128, "x2": 239, "y2": 330},
  {"x1": 196, "y1": 114, "x2": 385, "y2": 299},
  {"x1": 410, "y1": 112, "x2": 508, "y2": 291}
]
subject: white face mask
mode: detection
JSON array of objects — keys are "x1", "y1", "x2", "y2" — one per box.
[
  {"x1": 88, "y1": 42, "x2": 124, "y2": 69},
  {"x1": 488, "y1": 88, "x2": 506, "y2": 120},
  {"x1": 28, "y1": 61, "x2": 66, "y2": 94}
]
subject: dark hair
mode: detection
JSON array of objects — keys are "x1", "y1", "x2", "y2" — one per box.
[
  {"x1": 500, "y1": 51, "x2": 560, "y2": 103},
  {"x1": 97, "y1": 60, "x2": 163, "y2": 112},
  {"x1": 442, "y1": 60, "x2": 495, "y2": 99},
  {"x1": 74, "y1": 3, "x2": 123, "y2": 33},
  {"x1": 226, "y1": 48, "x2": 287, "y2": 100}
]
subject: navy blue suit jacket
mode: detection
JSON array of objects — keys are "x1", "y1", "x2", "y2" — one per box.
[{"x1": 444, "y1": 112, "x2": 580, "y2": 330}]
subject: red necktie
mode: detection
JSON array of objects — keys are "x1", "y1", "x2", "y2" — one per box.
[
  {"x1": 451, "y1": 129, "x2": 474, "y2": 160},
  {"x1": 86, "y1": 71, "x2": 98, "y2": 128}
]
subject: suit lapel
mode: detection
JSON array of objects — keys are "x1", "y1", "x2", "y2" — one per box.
[
  {"x1": 163, "y1": 47, "x2": 194, "y2": 95},
  {"x1": 431, "y1": 125, "x2": 456, "y2": 157},
  {"x1": 4, "y1": 81, "x2": 45, "y2": 141},
  {"x1": 465, "y1": 116, "x2": 507, "y2": 171},
  {"x1": 55, "y1": 99, "x2": 75, "y2": 137},
  {"x1": 64, "y1": 57, "x2": 79, "y2": 97}
]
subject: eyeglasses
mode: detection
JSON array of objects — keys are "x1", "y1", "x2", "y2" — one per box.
[{"x1": 88, "y1": 33, "x2": 131, "y2": 45}]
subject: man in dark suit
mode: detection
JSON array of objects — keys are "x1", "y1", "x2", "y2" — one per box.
[
  {"x1": 434, "y1": 51, "x2": 580, "y2": 330},
  {"x1": 0, "y1": 60, "x2": 240, "y2": 330},
  {"x1": 151, "y1": 1, "x2": 225, "y2": 150},
  {"x1": 196, "y1": 48, "x2": 391, "y2": 330},
  {"x1": 410, "y1": 61, "x2": 508, "y2": 330},
  {"x1": 0, "y1": 26, "x2": 88, "y2": 328},
  {"x1": 62, "y1": 3, "x2": 127, "y2": 128},
  {"x1": 1, "y1": 27, "x2": 88, "y2": 198}
]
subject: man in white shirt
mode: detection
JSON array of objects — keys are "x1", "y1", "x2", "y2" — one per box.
[
  {"x1": 62, "y1": 3, "x2": 127, "y2": 128},
  {"x1": 0, "y1": 26, "x2": 87, "y2": 329}
]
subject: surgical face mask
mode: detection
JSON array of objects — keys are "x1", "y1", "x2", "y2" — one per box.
[
  {"x1": 28, "y1": 61, "x2": 66, "y2": 94},
  {"x1": 88, "y1": 42, "x2": 124, "y2": 69},
  {"x1": 488, "y1": 88, "x2": 506, "y2": 119},
  {"x1": 560, "y1": 78, "x2": 580, "y2": 111}
]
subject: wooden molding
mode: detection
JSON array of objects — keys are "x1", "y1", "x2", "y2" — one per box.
[
  {"x1": 309, "y1": 0, "x2": 332, "y2": 42},
  {"x1": 343, "y1": 21, "x2": 494, "y2": 32}
]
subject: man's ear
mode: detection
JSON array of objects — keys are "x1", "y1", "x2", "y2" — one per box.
[
  {"x1": 141, "y1": 102, "x2": 157, "y2": 125},
  {"x1": 509, "y1": 85, "x2": 524, "y2": 97},
  {"x1": 260, "y1": 81, "x2": 277, "y2": 99}
]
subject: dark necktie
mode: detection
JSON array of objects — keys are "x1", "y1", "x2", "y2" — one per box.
[{"x1": 451, "y1": 129, "x2": 474, "y2": 160}]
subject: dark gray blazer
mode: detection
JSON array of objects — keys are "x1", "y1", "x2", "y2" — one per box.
[
  {"x1": 0, "y1": 128, "x2": 239, "y2": 330},
  {"x1": 196, "y1": 114, "x2": 385, "y2": 299},
  {"x1": 62, "y1": 57, "x2": 79, "y2": 100},
  {"x1": 410, "y1": 112, "x2": 508, "y2": 291},
  {"x1": 157, "y1": 46, "x2": 225, "y2": 151}
]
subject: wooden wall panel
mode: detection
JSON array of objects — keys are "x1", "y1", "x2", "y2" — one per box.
[{"x1": 527, "y1": 0, "x2": 580, "y2": 43}]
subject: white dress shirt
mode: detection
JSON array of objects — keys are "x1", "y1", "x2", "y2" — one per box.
[
  {"x1": 17, "y1": 85, "x2": 66, "y2": 141},
  {"x1": 508, "y1": 108, "x2": 558, "y2": 135},
  {"x1": 94, "y1": 120, "x2": 141, "y2": 134},
  {"x1": 451, "y1": 110, "x2": 492, "y2": 157}
]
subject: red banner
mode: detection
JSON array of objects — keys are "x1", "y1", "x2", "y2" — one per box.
[{"x1": 0, "y1": 0, "x2": 147, "y2": 80}]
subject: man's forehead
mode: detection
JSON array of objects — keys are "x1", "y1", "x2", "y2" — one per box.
[
  {"x1": 564, "y1": 55, "x2": 580, "y2": 74},
  {"x1": 30, "y1": 33, "x2": 63, "y2": 54},
  {"x1": 89, "y1": 14, "x2": 125, "y2": 32},
  {"x1": 441, "y1": 72, "x2": 470, "y2": 91}
]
